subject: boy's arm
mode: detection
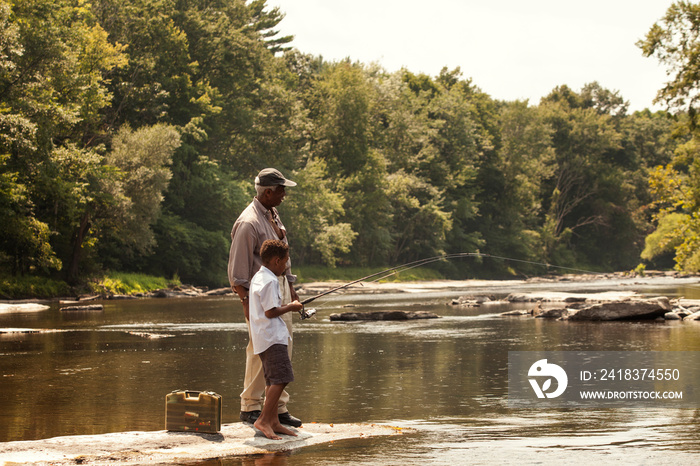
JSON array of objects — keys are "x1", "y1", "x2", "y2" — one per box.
[{"x1": 265, "y1": 300, "x2": 303, "y2": 319}]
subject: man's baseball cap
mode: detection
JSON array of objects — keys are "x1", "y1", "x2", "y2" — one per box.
[{"x1": 255, "y1": 168, "x2": 297, "y2": 187}]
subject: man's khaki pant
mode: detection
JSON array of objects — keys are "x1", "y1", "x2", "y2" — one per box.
[{"x1": 240, "y1": 276, "x2": 293, "y2": 413}]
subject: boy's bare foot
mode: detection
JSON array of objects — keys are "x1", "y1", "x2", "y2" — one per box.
[
  {"x1": 271, "y1": 421, "x2": 297, "y2": 437},
  {"x1": 253, "y1": 418, "x2": 298, "y2": 440},
  {"x1": 254, "y1": 419, "x2": 282, "y2": 440}
]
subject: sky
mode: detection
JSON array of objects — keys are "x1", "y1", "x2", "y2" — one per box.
[{"x1": 271, "y1": 0, "x2": 677, "y2": 112}]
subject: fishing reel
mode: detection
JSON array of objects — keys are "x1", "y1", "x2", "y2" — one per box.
[{"x1": 299, "y1": 305, "x2": 317, "y2": 320}]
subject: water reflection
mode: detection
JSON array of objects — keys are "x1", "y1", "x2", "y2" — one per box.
[{"x1": 2, "y1": 280, "x2": 700, "y2": 464}]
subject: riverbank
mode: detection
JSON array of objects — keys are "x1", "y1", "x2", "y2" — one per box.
[
  {"x1": 0, "y1": 264, "x2": 443, "y2": 301},
  {"x1": 2, "y1": 269, "x2": 699, "y2": 304},
  {"x1": 0, "y1": 272, "x2": 180, "y2": 301}
]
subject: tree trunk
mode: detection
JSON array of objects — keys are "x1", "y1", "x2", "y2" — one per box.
[{"x1": 67, "y1": 211, "x2": 91, "y2": 284}]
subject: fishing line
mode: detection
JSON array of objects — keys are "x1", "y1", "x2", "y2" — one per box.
[
  {"x1": 298, "y1": 252, "x2": 633, "y2": 315},
  {"x1": 479, "y1": 253, "x2": 608, "y2": 276},
  {"x1": 300, "y1": 253, "x2": 481, "y2": 306},
  {"x1": 297, "y1": 252, "x2": 700, "y2": 318}
]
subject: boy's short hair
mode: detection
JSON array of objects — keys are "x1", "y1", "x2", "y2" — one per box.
[{"x1": 260, "y1": 239, "x2": 288, "y2": 263}]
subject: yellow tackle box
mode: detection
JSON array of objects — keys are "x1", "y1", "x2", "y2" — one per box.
[{"x1": 165, "y1": 390, "x2": 222, "y2": 433}]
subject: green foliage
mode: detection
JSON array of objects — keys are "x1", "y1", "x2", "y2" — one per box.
[
  {"x1": 146, "y1": 212, "x2": 230, "y2": 287},
  {"x1": 1, "y1": 0, "x2": 695, "y2": 295},
  {"x1": 0, "y1": 274, "x2": 71, "y2": 300},
  {"x1": 641, "y1": 212, "x2": 686, "y2": 261},
  {"x1": 647, "y1": 139, "x2": 700, "y2": 272},
  {"x1": 536, "y1": 85, "x2": 644, "y2": 269},
  {"x1": 639, "y1": 2, "x2": 700, "y2": 272},
  {"x1": 94, "y1": 272, "x2": 180, "y2": 295},
  {"x1": 102, "y1": 124, "x2": 180, "y2": 256},
  {"x1": 283, "y1": 157, "x2": 357, "y2": 266},
  {"x1": 385, "y1": 170, "x2": 452, "y2": 262},
  {"x1": 0, "y1": 155, "x2": 61, "y2": 274},
  {"x1": 638, "y1": 1, "x2": 700, "y2": 126},
  {"x1": 0, "y1": 0, "x2": 127, "y2": 281}
]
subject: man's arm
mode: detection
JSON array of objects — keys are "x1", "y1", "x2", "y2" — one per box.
[
  {"x1": 288, "y1": 281, "x2": 299, "y2": 302},
  {"x1": 229, "y1": 221, "x2": 257, "y2": 319},
  {"x1": 229, "y1": 222, "x2": 257, "y2": 287},
  {"x1": 234, "y1": 285, "x2": 250, "y2": 320}
]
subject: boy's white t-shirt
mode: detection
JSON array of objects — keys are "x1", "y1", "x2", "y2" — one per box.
[{"x1": 249, "y1": 266, "x2": 292, "y2": 354}]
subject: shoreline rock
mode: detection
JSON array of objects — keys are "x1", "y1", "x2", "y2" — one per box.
[
  {"x1": 0, "y1": 422, "x2": 404, "y2": 465},
  {"x1": 0, "y1": 302, "x2": 50, "y2": 313}
]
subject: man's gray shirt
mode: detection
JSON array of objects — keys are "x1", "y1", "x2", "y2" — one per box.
[{"x1": 228, "y1": 197, "x2": 296, "y2": 289}]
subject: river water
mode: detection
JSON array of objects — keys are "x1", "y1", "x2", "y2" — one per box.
[{"x1": 2, "y1": 276, "x2": 700, "y2": 464}]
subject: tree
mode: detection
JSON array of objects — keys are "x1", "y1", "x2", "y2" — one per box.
[
  {"x1": 91, "y1": 0, "x2": 216, "y2": 132},
  {"x1": 538, "y1": 84, "x2": 643, "y2": 269},
  {"x1": 384, "y1": 170, "x2": 452, "y2": 263},
  {"x1": 646, "y1": 139, "x2": 700, "y2": 271},
  {"x1": 639, "y1": 1, "x2": 700, "y2": 271},
  {"x1": 90, "y1": 0, "x2": 295, "y2": 283},
  {"x1": 580, "y1": 81, "x2": 629, "y2": 118},
  {"x1": 0, "y1": 2, "x2": 57, "y2": 274},
  {"x1": 638, "y1": 1, "x2": 700, "y2": 126},
  {"x1": 282, "y1": 157, "x2": 356, "y2": 266},
  {"x1": 168, "y1": 0, "x2": 294, "y2": 175},
  {"x1": 488, "y1": 100, "x2": 555, "y2": 271},
  {"x1": 0, "y1": 155, "x2": 60, "y2": 275},
  {"x1": 372, "y1": 70, "x2": 454, "y2": 263},
  {"x1": 0, "y1": 0, "x2": 126, "y2": 280},
  {"x1": 427, "y1": 69, "x2": 484, "y2": 273},
  {"x1": 309, "y1": 62, "x2": 393, "y2": 265},
  {"x1": 313, "y1": 62, "x2": 378, "y2": 176},
  {"x1": 45, "y1": 144, "x2": 124, "y2": 281},
  {"x1": 100, "y1": 124, "x2": 180, "y2": 257}
]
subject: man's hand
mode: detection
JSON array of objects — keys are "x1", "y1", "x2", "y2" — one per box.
[
  {"x1": 233, "y1": 285, "x2": 250, "y2": 320},
  {"x1": 243, "y1": 300, "x2": 250, "y2": 321}
]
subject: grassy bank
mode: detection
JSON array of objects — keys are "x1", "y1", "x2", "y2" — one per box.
[
  {"x1": 94, "y1": 272, "x2": 181, "y2": 295},
  {"x1": 0, "y1": 272, "x2": 181, "y2": 300},
  {"x1": 0, "y1": 275, "x2": 72, "y2": 300}
]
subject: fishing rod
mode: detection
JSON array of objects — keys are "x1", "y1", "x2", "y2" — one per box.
[
  {"x1": 297, "y1": 251, "x2": 609, "y2": 319},
  {"x1": 297, "y1": 252, "x2": 484, "y2": 318}
]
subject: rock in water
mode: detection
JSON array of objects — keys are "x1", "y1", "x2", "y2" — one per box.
[
  {"x1": 561, "y1": 297, "x2": 671, "y2": 321},
  {"x1": 500, "y1": 310, "x2": 532, "y2": 316},
  {"x1": 330, "y1": 310, "x2": 439, "y2": 321},
  {"x1": 59, "y1": 304, "x2": 104, "y2": 312},
  {"x1": 0, "y1": 422, "x2": 405, "y2": 465}
]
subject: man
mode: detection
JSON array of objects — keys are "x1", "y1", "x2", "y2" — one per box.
[{"x1": 227, "y1": 168, "x2": 302, "y2": 428}]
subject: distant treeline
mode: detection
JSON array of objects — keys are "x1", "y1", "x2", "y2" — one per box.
[{"x1": 1, "y1": 0, "x2": 698, "y2": 287}]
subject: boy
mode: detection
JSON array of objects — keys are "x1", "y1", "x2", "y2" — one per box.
[{"x1": 248, "y1": 239, "x2": 303, "y2": 439}]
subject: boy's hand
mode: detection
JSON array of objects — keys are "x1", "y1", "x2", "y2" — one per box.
[
  {"x1": 265, "y1": 300, "x2": 304, "y2": 319},
  {"x1": 288, "y1": 300, "x2": 303, "y2": 313}
]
